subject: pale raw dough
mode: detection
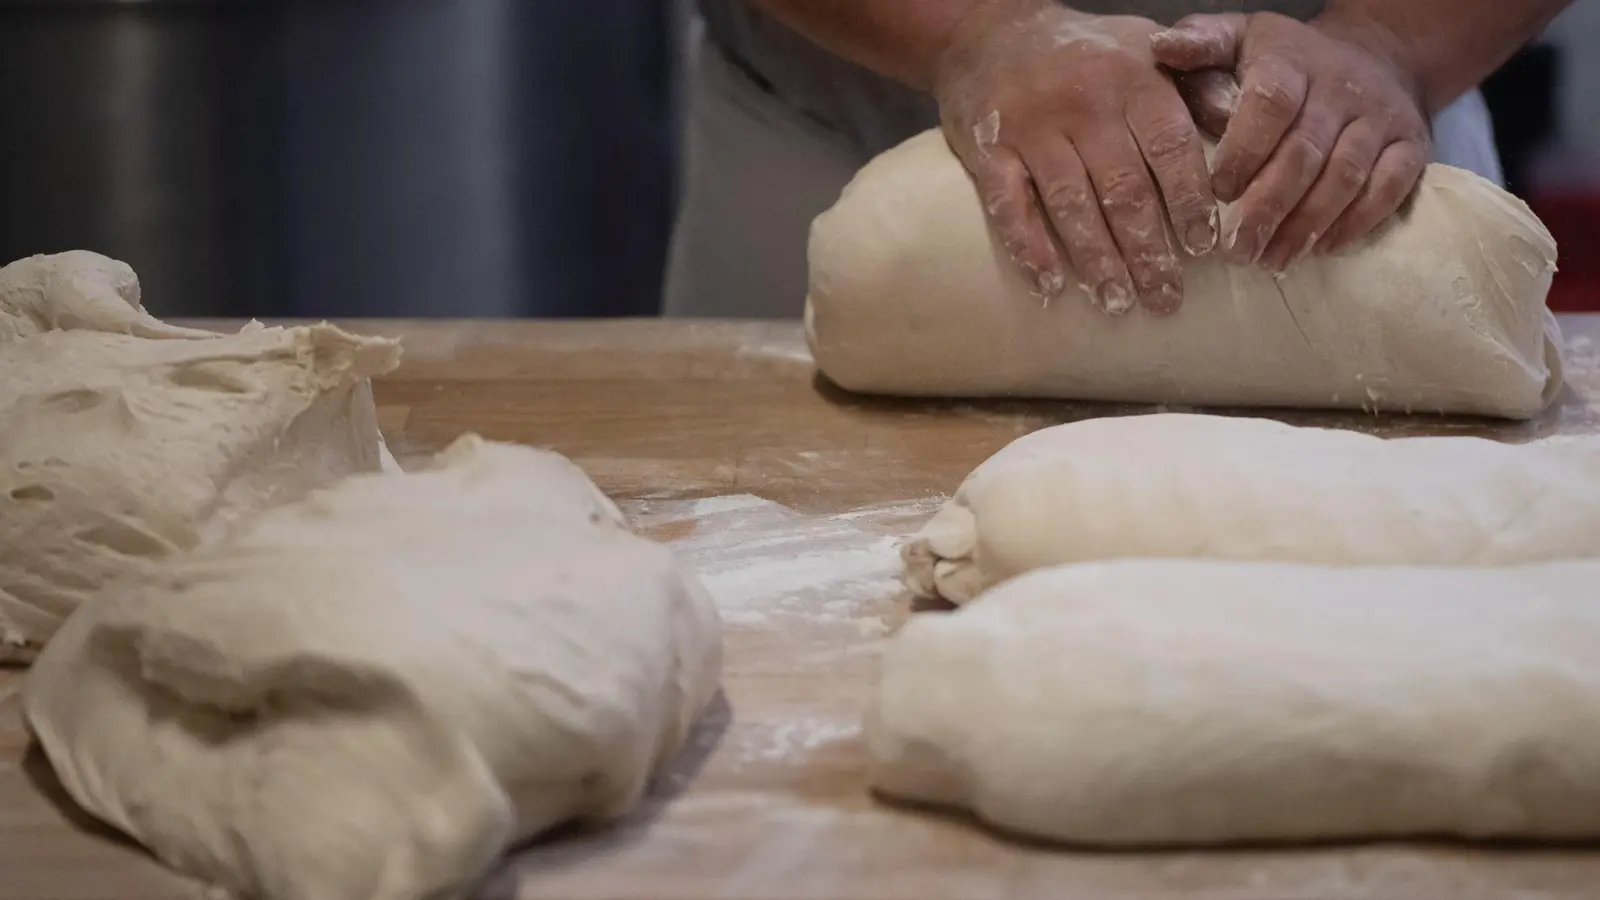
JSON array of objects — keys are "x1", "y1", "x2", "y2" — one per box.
[
  {"x1": 805, "y1": 129, "x2": 1564, "y2": 419},
  {"x1": 869, "y1": 558, "x2": 1600, "y2": 845},
  {"x1": 0, "y1": 252, "x2": 400, "y2": 662},
  {"x1": 906, "y1": 414, "x2": 1600, "y2": 604},
  {"x1": 25, "y1": 435, "x2": 723, "y2": 900}
]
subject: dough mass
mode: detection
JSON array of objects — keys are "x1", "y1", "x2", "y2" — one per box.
[
  {"x1": 806, "y1": 130, "x2": 1563, "y2": 419},
  {"x1": 0, "y1": 252, "x2": 399, "y2": 661},
  {"x1": 25, "y1": 435, "x2": 723, "y2": 900},
  {"x1": 871, "y1": 558, "x2": 1600, "y2": 846},
  {"x1": 906, "y1": 414, "x2": 1600, "y2": 604}
]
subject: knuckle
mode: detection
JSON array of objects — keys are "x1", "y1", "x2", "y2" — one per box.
[
  {"x1": 1283, "y1": 132, "x2": 1327, "y2": 171},
  {"x1": 1040, "y1": 178, "x2": 1094, "y2": 218},
  {"x1": 1328, "y1": 154, "x2": 1369, "y2": 192},
  {"x1": 1097, "y1": 168, "x2": 1156, "y2": 211},
  {"x1": 1166, "y1": 189, "x2": 1211, "y2": 224},
  {"x1": 1251, "y1": 77, "x2": 1302, "y2": 119},
  {"x1": 1248, "y1": 193, "x2": 1292, "y2": 227},
  {"x1": 1052, "y1": 80, "x2": 1110, "y2": 117},
  {"x1": 1140, "y1": 118, "x2": 1201, "y2": 164},
  {"x1": 987, "y1": 154, "x2": 1029, "y2": 184},
  {"x1": 982, "y1": 190, "x2": 1013, "y2": 220},
  {"x1": 1375, "y1": 160, "x2": 1424, "y2": 204}
]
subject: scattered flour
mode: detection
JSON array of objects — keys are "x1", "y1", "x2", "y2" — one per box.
[
  {"x1": 735, "y1": 342, "x2": 814, "y2": 365},
  {"x1": 736, "y1": 718, "x2": 862, "y2": 766},
  {"x1": 685, "y1": 495, "x2": 769, "y2": 517},
  {"x1": 640, "y1": 494, "x2": 918, "y2": 629},
  {"x1": 695, "y1": 537, "x2": 902, "y2": 628}
]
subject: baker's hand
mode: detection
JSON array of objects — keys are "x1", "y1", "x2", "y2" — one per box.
[
  {"x1": 1150, "y1": 12, "x2": 1431, "y2": 272},
  {"x1": 934, "y1": 0, "x2": 1218, "y2": 315}
]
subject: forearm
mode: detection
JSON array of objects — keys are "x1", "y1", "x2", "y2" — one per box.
[
  {"x1": 744, "y1": 0, "x2": 1016, "y2": 90},
  {"x1": 1317, "y1": 0, "x2": 1573, "y2": 113}
]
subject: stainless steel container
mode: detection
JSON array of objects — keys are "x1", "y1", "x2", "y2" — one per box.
[
  {"x1": 0, "y1": 0, "x2": 284, "y2": 317},
  {"x1": 1, "y1": 0, "x2": 680, "y2": 318}
]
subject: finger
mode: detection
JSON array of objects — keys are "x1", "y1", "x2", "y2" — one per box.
[
  {"x1": 972, "y1": 146, "x2": 1069, "y2": 299},
  {"x1": 1220, "y1": 101, "x2": 1345, "y2": 267},
  {"x1": 1076, "y1": 130, "x2": 1185, "y2": 315},
  {"x1": 1316, "y1": 138, "x2": 1428, "y2": 254},
  {"x1": 1211, "y1": 55, "x2": 1308, "y2": 203},
  {"x1": 1258, "y1": 120, "x2": 1382, "y2": 271},
  {"x1": 1150, "y1": 13, "x2": 1247, "y2": 71},
  {"x1": 1175, "y1": 69, "x2": 1241, "y2": 140},
  {"x1": 1126, "y1": 85, "x2": 1218, "y2": 256},
  {"x1": 1020, "y1": 136, "x2": 1137, "y2": 315}
]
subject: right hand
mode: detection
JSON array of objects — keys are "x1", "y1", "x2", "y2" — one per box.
[{"x1": 933, "y1": 0, "x2": 1218, "y2": 315}]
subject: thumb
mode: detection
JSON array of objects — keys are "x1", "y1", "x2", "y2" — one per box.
[
  {"x1": 1175, "y1": 69, "x2": 1242, "y2": 140},
  {"x1": 1151, "y1": 13, "x2": 1247, "y2": 71}
]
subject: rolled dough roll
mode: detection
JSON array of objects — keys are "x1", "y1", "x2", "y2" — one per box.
[
  {"x1": 25, "y1": 435, "x2": 723, "y2": 900},
  {"x1": 870, "y1": 558, "x2": 1600, "y2": 845},
  {"x1": 0, "y1": 252, "x2": 399, "y2": 662},
  {"x1": 806, "y1": 130, "x2": 1563, "y2": 419},
  {"x1": 906, "y1": 414, "x2": 1600, "y2": 604}
]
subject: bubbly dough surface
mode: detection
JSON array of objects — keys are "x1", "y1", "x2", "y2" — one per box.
[
  {"x1": 806, "y1": 130, "x2": 1563, "y2": 419},
  {"x1": 0, "y1": 252, "x2": 399, "y2": 661},
  {"x1": 871, "y1": 558, "x2": 1600, "y2": 846},
  {"x1": 25, "y1": 435, "x2": 723, "y2": 900},
  {"x1": 906, "y1": 414, "x2": 1600, "y2": 604}
]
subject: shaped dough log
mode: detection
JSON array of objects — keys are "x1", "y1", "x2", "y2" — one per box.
[
  {"x1": 906, "y1": 414, "x2": 1600, "y2": 604},
  {"x1": 870, "y1": 558, "x2": 1600, "y2": 846},
  {"x1": 0, "y1": 252, "x2": 400, "y2": 662},
  {"x1": 25, "y1": 435, "x2": 723, "y2": 900},
  {"x1": 806, "y1": 130, "x2": 1563, "y2": 419}
]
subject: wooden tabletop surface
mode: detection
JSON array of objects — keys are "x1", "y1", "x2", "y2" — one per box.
[{"x1": 4, "y1": 315, "x2": 1600, "y2": 900}]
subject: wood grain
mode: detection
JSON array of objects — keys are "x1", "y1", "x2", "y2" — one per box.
[{"x1": 4, "y1": 316, "x2": 1599, "y2": 900}]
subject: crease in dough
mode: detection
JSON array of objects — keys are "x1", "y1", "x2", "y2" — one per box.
[
  {"x1": 905, "y1": 414, "x2": 1600, "y2": 604},
  {"x1": 0, "y1": 251, "x2": 400, "y2": 662},
  {"x1": 806, "y1": 129, "x2": 1562, "y2": 419},
  {"x1": 871, "y1": 558, "x2": 1600, "y2": 846},
  {"x1": 25, "y1": 435, "x2": 724, "y2": 900}
]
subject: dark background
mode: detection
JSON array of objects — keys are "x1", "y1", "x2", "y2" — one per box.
[{"x1": 0, "y1": 0, "x2": 1591, "y2": 318}]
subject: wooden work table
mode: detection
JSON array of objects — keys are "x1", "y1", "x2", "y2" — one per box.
[{"x1": 4, "y1": 316, "x2": 1600, "y2": 900}]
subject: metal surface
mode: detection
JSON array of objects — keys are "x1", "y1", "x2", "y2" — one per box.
[
  {"x1": 0, "y1": 1, "x2": 681, "y2": 319},
  {"x1": 0, "y1": 2, "x2": 283, "y2": 317}
]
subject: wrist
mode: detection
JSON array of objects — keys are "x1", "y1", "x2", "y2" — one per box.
[{"x1": 928, "y1": 0, "x2": 1056, "y2": 93}]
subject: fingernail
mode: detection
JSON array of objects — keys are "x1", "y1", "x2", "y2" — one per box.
[
  {"x1": 1037, "y1": 269, "x2": 1066, "y2": 298},
  {"x1": 1141, "y1": 282, "x2": 1182, "y2": 316},
  {"x1": 1227, "y1": 229, "x2": 1258, "y2": 266},
  {"x1": 1097, "y1": 282, "x2": 1134, "y2": 317},
  {"x1": 1289, "y1": 231, "x2": 1321, "y2": 268},
  {"x1": 1185, "y1": 218, "x2": 1217, "y2": 257}
]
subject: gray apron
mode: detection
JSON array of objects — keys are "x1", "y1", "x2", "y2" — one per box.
[{"x1": 664, "y1": 0, "x2": 1502, "y2": 318}]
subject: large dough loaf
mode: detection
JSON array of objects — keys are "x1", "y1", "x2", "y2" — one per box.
[
  {"x1": 906, "y1": 414, "x2": 1600, "y2": 604},
  {"x1": 806, "y1": 130, "x2": 1564, "y2": 419},
  {"x1": 0, "y1": 251, "x2": 400, "y2": 661},
  {"x1": 870, "y1": 558, "x2": 1600, "y2": 846},
  {"x1": 25, "y1": 435, "x2": 723, "y2": 900}
]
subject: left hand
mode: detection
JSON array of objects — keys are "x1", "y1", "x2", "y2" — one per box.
[{"x1": 1151, "y1": 12, "x2": 1431, "y2": 272}]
